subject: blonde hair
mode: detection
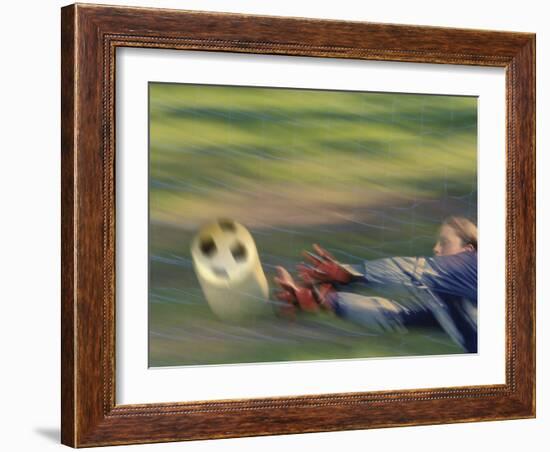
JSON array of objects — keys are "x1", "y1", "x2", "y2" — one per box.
[{"x1": 443, "y1": 216, "x2": 478, "y2": 251}]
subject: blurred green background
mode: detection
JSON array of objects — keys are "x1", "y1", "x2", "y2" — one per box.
[{"x1": 148, "y1": 82, "x2": 477, "y2": 367}]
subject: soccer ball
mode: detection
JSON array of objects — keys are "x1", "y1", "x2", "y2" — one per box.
[{"x1": 190, "y1": 219, "x2": 271, "y2": 322}]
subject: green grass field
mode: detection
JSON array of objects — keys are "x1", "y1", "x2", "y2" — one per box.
[{"x1": 148, "y1": 82, "x2": 477, "y2": 367}]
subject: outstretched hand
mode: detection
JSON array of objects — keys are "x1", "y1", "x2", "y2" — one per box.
[
  {"x1": 273, "y1": 265, "x2": 338, "y2": 316},
  {"x1": 273, "y1": 266, "x2": 320, "y2": 314},
  {"x1": 298, "y1": 244, "x2": 355, "y2": 285}
]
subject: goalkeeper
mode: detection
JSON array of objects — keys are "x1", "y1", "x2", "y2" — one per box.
[{"x1": 274, "y1": 216, "x2": 478, "y2": 353}]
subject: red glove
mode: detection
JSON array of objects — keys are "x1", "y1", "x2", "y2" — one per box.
[
  {"x1": 274, "y1": 266, "x2": 320, "y2": 314},
  {"x1": 298, "y1": 244, "x2": 355, "y2": 284},
  {"x1": 273, "y1": 266, "x2": 338, "y2": 316},
  {"x1": 312, "y1": 282, "x2": 338, "y2": 312}
]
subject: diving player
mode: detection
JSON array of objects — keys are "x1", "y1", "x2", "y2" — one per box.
[{"x1": 274, "y1": 217, "x2": 478, "y2": 353}]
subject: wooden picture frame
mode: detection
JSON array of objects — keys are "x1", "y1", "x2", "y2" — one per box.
[{"x1": 61, "y1": 3, "x2": 535, "y2": 447}]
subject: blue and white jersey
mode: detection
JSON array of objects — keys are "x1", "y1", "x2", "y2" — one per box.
[{"x1": 332, "y1": 251, "x2": 478, "y2": 353}]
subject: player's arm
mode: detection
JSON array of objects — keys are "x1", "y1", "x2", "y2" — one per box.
[
  {"x1": 361, "y1": 252, "x2": 477, "y2": 301},
  {"x1": 297, "y1": 244, "x2": 424, "y2": 289},
  {"x1": 330, "y1": 292, "x2": 439, "y2": 334},
  {"x1": 299, "y1": 245, "x2": 477, "y2": 300}
]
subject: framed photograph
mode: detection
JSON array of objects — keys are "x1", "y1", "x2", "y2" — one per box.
[{"x1": 61, "y1": 3, "x2": 535, "y2": 447}]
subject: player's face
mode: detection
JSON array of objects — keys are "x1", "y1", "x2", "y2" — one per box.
[{"x1": 433, "y1": 225, "x2": 472, "y2": 256}]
